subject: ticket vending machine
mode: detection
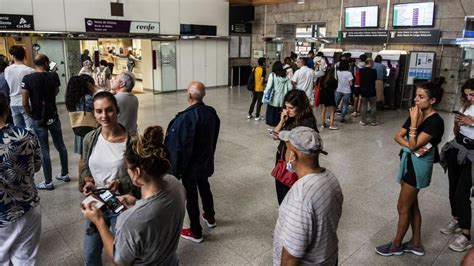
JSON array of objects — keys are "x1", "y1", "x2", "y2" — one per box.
[
  {"x1": 343, "y1": 50, "x2": 373, "y2": 64},
  {"x1": 372, "y1": 50, "x2": 408, "y2": 109}
]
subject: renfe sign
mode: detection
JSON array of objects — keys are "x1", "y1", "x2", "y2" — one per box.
[
  {"x1": 0, "y1": 14, "x2": 34, "y2": 31},
  {"x1": 85, "y1": 18, "x2": 159, "y2": 34}
]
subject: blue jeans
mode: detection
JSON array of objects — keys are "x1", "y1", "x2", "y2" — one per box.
[
  {"x1": 335, "y1": 91, "x2": 351, "y2": 121},
  {"x1": 31, "y1": 119, "x2": 68, "y2": 183},
  {"x1": 10, "y1": 106, "x2": 33, "y2": 129},
  {"x1": 83, "y1": 211, "x2": 118, "y2": 266}
]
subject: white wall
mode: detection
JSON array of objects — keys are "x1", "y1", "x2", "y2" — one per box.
[
  {"x1": 0, "y1": 0, "x2": 229, "y2": 36},
  {"x1": 177, "y1": 39, "x2": 228, "y2": 89}
]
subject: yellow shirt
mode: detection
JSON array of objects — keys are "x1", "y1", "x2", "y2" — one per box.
[{"x1": 254, "y1": 66, "x2": 265, "y2": 92}]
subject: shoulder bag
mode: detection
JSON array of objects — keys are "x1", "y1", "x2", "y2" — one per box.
[{"x1": 271, "y1": 144, "x2": 299, "y2": 188}]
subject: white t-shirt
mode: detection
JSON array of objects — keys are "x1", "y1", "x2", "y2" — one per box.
[
  {"x1": 273, "y1": 170, "x2": 343, "y2": 265},
  {"x1": 460, "y1": 105, "x2": 474, "y2": 139},
  {"x1": 291, "y1": 66, "x2": 316, "y2": 101},
  {"x1": 89, "y1": 134, "x2": 127, "y2": 188},
  {"x1": 336, "y1": 71, "x2": 353, "y2": 94},
  {"x1": 4, "y1": 64, "x2": 34, "y2": 106}
]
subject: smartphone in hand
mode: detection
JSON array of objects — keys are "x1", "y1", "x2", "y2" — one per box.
[{"x1": 452, "y1": 110, "x2": 465, "y2": 116}]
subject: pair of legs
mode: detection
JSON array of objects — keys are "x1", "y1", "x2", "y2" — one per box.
[
  {"x1": 360, "y1": 97, "x2": 377, "y2": 124},
  {"x1": 393, "y1": 181, "x2": 422, "y2": 248},
  {"x1": 0, "y1": 206, "x2": 41, "y2": 265},
  {"x1": 447, "y1": 148, "x2": 472, "y2": 236},
  {"x1": 31, "y1": 119, "x2": 69, "y2": 183},
  {"x1": 10, "y1": 105, "x2": 33, "y2": 129},
  {"x1": 182, "y1": 176, "x2": 215, "y2": 238},
  {"x1": 275, "y1": 179, "x2": 291, "y2": 205},
  {"x1": 248, "y1": 91, "x2": 264, "y2": 118},
  {"x1": 320, "y1": 105, "x2": 336, "y2": 128},
  {"x1": 83, "y1": 211, "x2": 118, "y2": 266},
  {"x1": 334, "y1": 92, "x2": 351, "y2": 122}
]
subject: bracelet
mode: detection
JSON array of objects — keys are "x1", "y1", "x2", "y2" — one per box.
[
  {"x1": 409, "y1": 134, "x2": 417, "y2": 137},
  {"x1": 409, "y1": 127, "x2": 417, "y2": 130}
]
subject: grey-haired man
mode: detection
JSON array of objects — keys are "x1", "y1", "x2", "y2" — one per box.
[
  {"x1": 273, "y1": 126, "x2": 343, "y2": 266},
  {"x1": 112, "y1": 71, "x2": 138, "y2": 134}
]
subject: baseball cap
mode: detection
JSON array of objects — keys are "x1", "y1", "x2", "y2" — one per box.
[{"x1": 278, "y1": 126, "x2": 328, "y2": 155}]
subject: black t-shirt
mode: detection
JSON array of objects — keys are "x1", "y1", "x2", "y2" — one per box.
[
  {"x1": 21, "y1": 72, "x2": 59, "y2": 120},
  {"x1": 359, "y1": 68, "x2": 377, "y2": 98},
  {"x1": 402, "y1": 113, "x2": 445, "y2": 162}
]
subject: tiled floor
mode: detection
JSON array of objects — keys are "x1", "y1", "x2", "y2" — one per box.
[{"x1": 35, "y1": 86, "x2": 466, "y2": 265}]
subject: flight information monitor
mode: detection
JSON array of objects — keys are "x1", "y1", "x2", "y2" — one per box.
[
  {"x1": 393, "y1": 2, "x2": 435, "y2": 27},
  {"x1": 345, "y1": 6, "x2": 379, "y2": 28}
]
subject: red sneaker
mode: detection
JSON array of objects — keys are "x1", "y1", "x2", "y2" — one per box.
[
  {"x1": 180, "y1": 228, "x2": 203, "y2": 243},
  {"x1": 202, "y1": 213, "x2": 216, "y2": 228}
]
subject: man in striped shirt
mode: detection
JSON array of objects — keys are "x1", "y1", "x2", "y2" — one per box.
[{"x1": 273, "y1": 126, "x2": 343, "y2": 265}]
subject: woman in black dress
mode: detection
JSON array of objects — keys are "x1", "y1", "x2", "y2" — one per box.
[{"x1": 319, "y1": 68, "x2": 338, "y2": 130}]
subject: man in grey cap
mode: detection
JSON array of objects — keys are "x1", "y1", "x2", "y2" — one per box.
[{"x1": 273, "y1": 126, "x2": 343, "y2": 266}]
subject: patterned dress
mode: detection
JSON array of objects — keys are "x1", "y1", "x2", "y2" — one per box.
[{"x1": 0, "y1": 124, "x2": 41, "y2": 227}]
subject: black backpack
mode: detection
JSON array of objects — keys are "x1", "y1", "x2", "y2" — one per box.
[{"x1": 247, "y1": 67, "x2": 256, "y2": 91}]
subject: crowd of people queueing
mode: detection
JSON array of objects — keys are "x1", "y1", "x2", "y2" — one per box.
[
  {"x1": 248, "y1": 49, "x2": 474, "y2": 263},
  {"x1": 2, "y1": 42, "x2": 474, "y2": 265}
]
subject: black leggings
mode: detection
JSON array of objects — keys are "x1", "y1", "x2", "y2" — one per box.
[
  {"x1": 447, "y1": 148, "x2": 472, "y2": 230},
  {"x1": 248, "y1": 91, "x2": 263, "y2": 117}
]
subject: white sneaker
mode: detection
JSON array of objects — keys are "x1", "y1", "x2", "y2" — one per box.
[
  {"x1": 441, "y1": 218, "x2": 462, "y2": 235},
  {"x1": 247, "y1": 115, "x2": 253, "y2": 119},
  {"x1": 254, "y1": 117, "x2": 264, "y2": 121},
  {"x1": 449, "y1": 234, "x2": 473, "y2": 252}
]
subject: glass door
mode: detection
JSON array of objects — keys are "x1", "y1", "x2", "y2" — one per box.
[
  {"x1": 152, "y1": 41, "x2": 177, "y2": 93},
  {"x1": 35, "y1": 39, "x2": 67, "y2": 103},
  {"x1": 160, "y1": 41, "x2": 177, "y2": 92}
]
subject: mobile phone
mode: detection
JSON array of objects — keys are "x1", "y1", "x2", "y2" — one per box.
[
  {"x1": 82, "y1": 195, "x2": 105, "y2": 209},
  {"x1": 414, "y1": 143, "x2": 433, "y2": 157},
  {"x1": 452, "y1": 110, "x2": 464, "y2": 116},
  {"x1": 98, "y1": 190, "x2": 126, "y2": 214}
]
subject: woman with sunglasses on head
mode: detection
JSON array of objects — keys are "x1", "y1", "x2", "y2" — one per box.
[
  {"x1": 82, "y1": 126, "x2": 186, "y2": 265},
  {"x1": 376, "y1": 79, "x2": 445, "y2": 257},
  {"x1": 79, "y1": 91, "x2": 134, "y2": 265},
  {"x1": 440, "y1": 78, "x2": 474, "y2": 252},
  {"x1": 272, "y1": 89, "x2": 318, "y2": 204}
]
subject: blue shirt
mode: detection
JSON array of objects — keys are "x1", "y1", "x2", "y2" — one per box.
[
  {"x1": 373, "y1": 62, "x2": 387, "y2": 80},
  {"x1": 0, "y1": 124, "x2": 41, "y2": 227}
]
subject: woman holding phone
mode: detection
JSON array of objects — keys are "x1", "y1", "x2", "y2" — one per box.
[
  {"x1": 82, "y1": 126, "x2": 186, "y2": 265},
  {"x1": 376, "y1": 80, "x2": 444, "y2": 257},
  {"x1": 272, "y1": 90, "x2": 318, "y2": 204},
  {"x1": 79, "y1": 91, "x2": 134, "y2": 265},
  {"x1": 440, "y1": 78, "x2": 474, "y2": 252}
]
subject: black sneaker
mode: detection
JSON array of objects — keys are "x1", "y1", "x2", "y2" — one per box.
[{"x1": 375, "y1": 242, "x2": 403, "y2": 256}]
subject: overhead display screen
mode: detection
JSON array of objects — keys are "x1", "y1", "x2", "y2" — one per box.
[
  {"x1": 345, "y1": 6, "x2": 379, "y2": 28},
  {"x1": 393, "y1": 2, "x2": 435, "y2": 27}
]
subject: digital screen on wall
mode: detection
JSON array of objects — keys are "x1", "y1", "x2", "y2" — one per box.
[
  {"x1": 393, "y1": 2, "x2": 434, "y2": 27},
  {"x1": 345, "y1": 6, "x2": 378, "y2": 28},
  {"x1": 464, "y1": 16, "x2": 474, "y2": 38}
]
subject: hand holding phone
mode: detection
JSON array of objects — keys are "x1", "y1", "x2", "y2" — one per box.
[
  {"x1": 452, "y1": 110, "x2": 464, "y2": 116},
  {"x1": 415, "y1": 143, "x2": 433, "y2": 157}
]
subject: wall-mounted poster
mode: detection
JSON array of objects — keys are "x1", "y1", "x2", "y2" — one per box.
[
  {"x1": 229, "y1": 36, "x2": 239, "y2": 58},
  {"x1": 240, "y1": 36, "x2": 251, "y2": 58},
  {"x1": 407, "y1": 51, "x2": 435, "y2": 85}
]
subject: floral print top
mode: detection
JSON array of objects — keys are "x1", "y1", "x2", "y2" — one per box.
[{"x1": 0, "y1": 124, "x2": 41, "y2": 227}]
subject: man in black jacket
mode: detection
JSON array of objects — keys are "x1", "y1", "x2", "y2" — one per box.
[{"x1": 165, "y1": 81, "x2": 220, "y2": 243}]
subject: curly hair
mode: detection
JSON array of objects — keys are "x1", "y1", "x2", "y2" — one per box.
[
  {"x1": 125, "y1": 126, "x2": 170, "y2": 182},
  {"x1": 65, "y1": 75, "x2": 94, "y2": 111},
  {"x1": 460, "y1": 79, "x2": 474, "y2": 111}
]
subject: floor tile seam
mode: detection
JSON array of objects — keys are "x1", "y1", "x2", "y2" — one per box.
[
  {"x1": 340, "y1": 242, "x2": 366, "y2": 265},
  {"x1": 219, "y1": 237, "x2": 270, "y2": 263}
]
